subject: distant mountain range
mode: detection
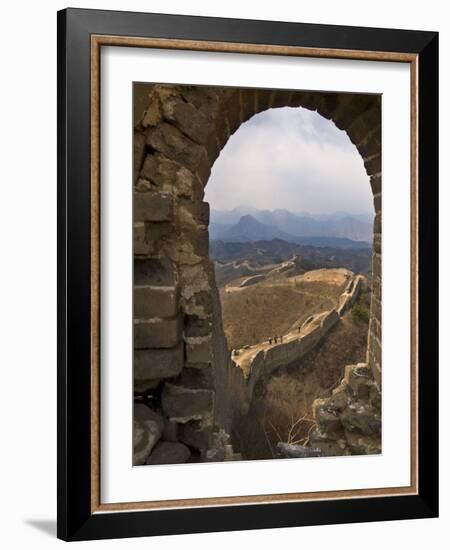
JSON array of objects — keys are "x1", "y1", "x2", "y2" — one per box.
[{"x1": 209, "y1": 208, "x2": 373, "y2": 249}]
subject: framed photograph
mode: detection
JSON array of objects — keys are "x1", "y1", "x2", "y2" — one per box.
[{"x1": 57, "y1": 8, "x2": 438, "y2": 541}]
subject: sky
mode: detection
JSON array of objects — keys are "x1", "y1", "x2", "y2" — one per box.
[{"x1": 204, "y1": 106, "x2": 373, "y2": 217}]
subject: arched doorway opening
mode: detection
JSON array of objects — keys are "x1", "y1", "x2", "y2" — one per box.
[{"x1": 205, "y1": 105, "x2": 375, "y2": 458}]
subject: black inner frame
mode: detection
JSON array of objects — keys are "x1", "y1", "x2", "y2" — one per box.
[{"x1": 57, "y1": 8, "x2": 439, "y2": 541}]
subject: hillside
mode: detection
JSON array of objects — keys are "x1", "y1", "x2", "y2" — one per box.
[
  {"x1": 212, "y1": 238, "x2": 372, "y2": 284},
  {"x1": 232, "y1": 289, "x2": 372, "y2": 460},
  {"x1": 219, "y1": 268, "x2": 352, "y2": 351}
]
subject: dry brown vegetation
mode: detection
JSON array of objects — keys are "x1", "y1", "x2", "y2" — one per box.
[
  {"x1": 219, "y1": 275, "x2": 347, "y2": 350},
  {"x1": 231, "y1": 290, "x2": 371, "y2": 460}
]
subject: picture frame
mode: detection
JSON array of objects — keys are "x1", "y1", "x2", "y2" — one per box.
[{"x1": 57, "y1": 7, "x2": 438, "y2": 541}]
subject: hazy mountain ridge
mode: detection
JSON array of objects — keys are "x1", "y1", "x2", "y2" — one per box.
[{"x1": 210, "y1": 207, "x2": 373, "y2": 244}]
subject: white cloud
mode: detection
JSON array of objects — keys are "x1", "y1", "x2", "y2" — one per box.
[{"x1": 205, "y1": 106, "x2": 374, "y2": 216}]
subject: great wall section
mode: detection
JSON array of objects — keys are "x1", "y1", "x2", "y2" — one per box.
[{"x1": 133, "y1": 84, "x2": 382, "y2": 465}]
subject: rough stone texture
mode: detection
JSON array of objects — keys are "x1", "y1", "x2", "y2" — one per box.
[
  {"x1": 145, "y1": 222, "x2": 172, "y2": 243},
  {"x1": 146, "y1": 441, "x2": 191, "y2": 465},
  {"x1": 134, "y1": 285, "x2": 179, "y2": 319},
  {"x1": 184, "y1": 315, "x2": 213, "y2": 338},
  {"x1": 311, "y1": 363, "x2": 381, "y2": 456},
  {"x1": 161, "y1": 94, "x2": 214, "y2": 145},
  {"x1": 277, "y1": 442, "x2": 324, "y2": 458},
  {"x1": 178, "y1": 420, "x2": 212, "y2": 451},
  {"x1": 134, "y1": 257, "x2": 176, "y2": 286},
  {"x1": 134, "y1": 192, "x2": 173, "y2": 222},
  {"x1": 140, "y1": 153, "x2": 202, "y2": 201},
  {"x1": 133, "y1": 222, "x2": 151, "y2": 256},
  {"x1": 179, "y1": 365, "x2": 214, "y2": 389},
  {"x1": 133, "y1": 404, "x2": 164, "y2": 465},
  {"x1": 205, "y1": 429, "x2": 241, "y2": 462},
  {"x1": 134, "y1": 317, "x2": 182, "y2": 349},
  {"x1": 185, "y1": 338, "x2": 213, "y2": 364},
  {"x1": 133, "y1": 132, "x2": 146, "y2": 182},
  {"x1": 146, "y1": 122, "x2": 210, "y2": 183},
  {"x1": 161, "y1": 383, "x2": 214, "y2": 423},
  {"x1": 134, "y1": 344, "x2": 184, "y2": 392}
]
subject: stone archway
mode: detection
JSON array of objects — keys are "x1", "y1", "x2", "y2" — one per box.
[{"x1": 133, "y1": 84, "x2": 381, "y2": 459}]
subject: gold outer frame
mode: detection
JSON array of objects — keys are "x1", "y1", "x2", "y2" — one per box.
[{"x1": 90, "y1": 35, "x2": 419, "y2": 514}]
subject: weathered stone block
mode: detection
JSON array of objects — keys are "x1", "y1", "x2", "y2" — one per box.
[
  {"x1": 133, "y1": 404, "x2": 164, "y2": 465},
  {"x1": 134, "y1": 257, "x2": 176, "y2": 286},
  {"x1": 145, "y1": 221, "x2": 172, "y2": 243},
  {"x1": 255, "y1": 89, "x2": 273, "y2": 112},
  {"x1": 184, "y1": 290, "x2": 214, "y2": 317},
  {"x1": 372, "y1": 253, "x2": 382, "y2": 280},
  {"x1": 179, "y1": 86, "x2": 221, "y2": 121},
  {"x1": 134, "y1": 192, "x2": 173, "y2": 222},
  {"x1": 134, "y1": 285, "x2": 179, "y2": 318},
  {"x1": 372, "y1": 275, "x2": 382, "y2": 301},
  {"x1": 134, "y1": 343, "x2": 184, "y2": 390},
  {"x1": 145, "y1": 122, "x2": 210, "y2": 182},
  {"x1": 146, "y1": 441, "x2": 191, "y2": 465},
  {"x1": 343, "y1": 363, "x2": 372, "y2": 400},
  {"x1": 241, "y1": 88, "x2": 256, "y2": 121},
  {"x1": 357, "y1": 125, "x2": 381, "y2": 159},
  {"x1": 184, "y1": 315, "x2": 212, "y2": 338},
  {"x1": 364, "y1": 154, "x2": 381, "y2": 176},
  {"x1": 314, "y1": 401, "x2": 342, "y2": 433},
  {"x1": 133, "y1": 132, "x2": 146, "y2": 181},
  {"x1": 178, "y1": 199, "x2": 210, "y2": 228},
  {"x1": 161, "y1": 383, "x2": 214, "y2": 422},
  {"x1": 271, "y1": 89, "x2": 294, "y2": 109},
  {"x1": 373, "y1": 193, "x2": 382, "y2": 214},
  {"x1": 277, "y1": 442, "x2": 323, "y2": 458},
  {"x1": 370, "y1": 175, "x2": 381, "y2": 195},
  {"x1": 340, "y1": 404, "x2": 381, "y2": 435},
  {"x1": 134, "y1": 317, "x2": 182, "y2": 349},
  {"x1": 213, "y1": 110, "x2": 231, "y2": 149},
  {"x1": 325, "y1": 388, "x2": 349, "y2": 412},
  {"x1": 178, "y1": 420, "x2": 212, "y2": 451},
  {"x1": 134, "y1": 222, "x2": 151, "y2": 256},
  {"x1": 316, "y1": 93, "x2": 341, "y2": 120},
  {"x1": 373, "y1": 233, "x2": 382, "y2": 254},
  {"x1": 193, "y1": 229, "x2": 209, "y2": 257},
  {"x1": 309, "y1": 427, "x2": 347, "y2": 456},
  {"x1": 162, "y1": 419, "x2": 178, "y2": 442},
  {"x1": 162, "y1": 95, "x2": 214, "y2": 145},
  {"x1": 289, "y1": 91, "x2": 319, "y2": 111},
  {"x1": 179, "y1": 365, "x2": 214, "y2": 389},
  {"x1": 141, "y1": 93, "x2": 162, "y2": 128},
  {"x1": 185, "y1": 338, "x2": 212, "y2": 364},
  {"x1": 333, "y1": 95, "x2": 377, "y2": 130},
  {"x1": 373, "y1": 212, "x2": 382, "y2": 234},
  {"x1": 140, "y1": 153, "x2": 201, "y2": 200},
  {"x1": 344, "y1": 430, "x2": 381, "y2": 455}
]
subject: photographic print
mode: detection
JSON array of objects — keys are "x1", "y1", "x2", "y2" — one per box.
[
  {"x1": 58, "y1": 9, "x2": 438, "y2": 540},
  {"x1": 132, "y1": 84, "x2": 382, "y2": 466}
]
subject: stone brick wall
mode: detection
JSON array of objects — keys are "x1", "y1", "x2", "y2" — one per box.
[{"x1": 132, "y1": 84, "x2": 382, "y2": 464}]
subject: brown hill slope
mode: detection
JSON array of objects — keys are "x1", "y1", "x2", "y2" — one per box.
[
  {"x1": 231, "y1": 288, "x2": 371, "y2": 460},
  {"x1": 219, "y1": 268, "x2": 351, "y2": 350}
]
